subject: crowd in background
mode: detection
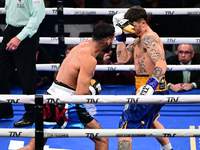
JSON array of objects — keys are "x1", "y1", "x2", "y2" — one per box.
[{"x1": 0, "y1": 0, "x2": 200, "y2": 87}]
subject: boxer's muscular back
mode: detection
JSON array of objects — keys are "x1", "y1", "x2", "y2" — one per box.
[
  {"x1": 134, "y1": 31, "x2": 164, "y2": 76},
  {"x1": 56, "y1": 41, "x2": 97, "y2": 93}
]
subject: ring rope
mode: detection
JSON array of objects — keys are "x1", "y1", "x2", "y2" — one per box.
[
  {"x1": 36, "y1": 64, "x2": 200, "y2": 72},
  {"x1": 0, "y1": 8, "x2": 199, "y2": 15},
  {"x1": 0, "y1": 94, "x2": 200, "y2": 104},
  {"x1": 1, "y1": 128, "x2": 200, "y2": 137},
  {"x1": 0, "y1": 37, "x2": 198, "y2": 45},
  {"x1": 42, "y1": 37, "x2": 200, "y2": 45}
]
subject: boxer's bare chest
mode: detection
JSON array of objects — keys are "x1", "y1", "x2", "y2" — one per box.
[{"x1": 133, "y1": 38, "x2": 154, "y2": 75}]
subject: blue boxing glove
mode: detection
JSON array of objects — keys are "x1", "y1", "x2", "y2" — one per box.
[
  {"x1": 115, "y1": 27, "x2": 126, "y2": 43},
  {"x1": 136, "y1": 77, "x2": 159, "y2": 95}
]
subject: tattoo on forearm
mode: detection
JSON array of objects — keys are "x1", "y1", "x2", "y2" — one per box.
[
  {"x1": 127, "y1": 47, "x2": 133, "y2": 53},
  {"x1": 137, "y1": 57, "x2": 147, "y2": 73},
  {"x1": 118, "y1": 140, "x2": 132, "y2": 150},
  {"x1": 152, "y1": 67, "x2": 164, "y2": 79},
  {"x1": 134, "y1": 38, "x2": 140, "y2": 46},
  {"x1": 117, "y1": 51, "x2": 121, "y2": 57}
]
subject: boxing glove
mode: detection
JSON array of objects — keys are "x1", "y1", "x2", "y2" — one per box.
[
  {"x1": 112, "y1": 13, "x2": 135, "y2": 43},
  {"x1": 136, "y1": 77, "x2": 159, "y2": 95},
  {"x1": 113, "y1": 13, "x2": 135, "y2": 35},
  {"x1": 89, "y1": 79, "x2": 101, "y2": 95},
  {"x1": 116, "y1": 19, "x2": 135, "y2": 35},
  {"x1": 113, "y1": 13, "x2": 125, "y2": 26}
]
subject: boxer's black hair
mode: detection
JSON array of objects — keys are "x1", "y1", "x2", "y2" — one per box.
[{"x1": 92, "y1": 23, "x2": 114, "y2": 42}]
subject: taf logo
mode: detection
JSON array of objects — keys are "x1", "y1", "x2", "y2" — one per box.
[
  {"x1": 163, "y1": 133, "x2": 176, "y2": 137},
  {"x1": 109, "y1": 11, "x2": 118, "y2": 15},
  {"x1": 167, "y1": 97, "x2": 180, "y2": 102},
  {"x1": 126, "y1": 98, "x2": 139, "y2": 103},
  {"x1": 46, "y1": 98, "x2": 60, "y2": 104},
  {"x1": 86, "y1": 133, "x2": 99, "y2": 138},
  {"x1": 165, "y1": 11, "x2": 175, "y2": 15},
  {"x1": 86, "y1": 98, "x2": 99, "y2": 103},
  {"x1": 6, "y1": 99, "x2": 20, "y2": 103},
  {"x1": 9, "y1": 132, "x2": 22, "y2": 137},
  {"x1": 107, "y1": 67, "x2": 116, "y2": 71}
]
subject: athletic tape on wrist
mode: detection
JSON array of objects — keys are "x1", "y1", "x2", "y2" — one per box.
[
  {"x1": 89, "y1": 86, "x2": 96, "y2": 95},
  {"x1": 146, "y1": 77, "x2": 159, "y2": 91}
]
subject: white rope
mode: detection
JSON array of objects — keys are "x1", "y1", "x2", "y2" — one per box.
[
  {"x1": 0, "y1": 128, "x2": 200, "y2": 137},
  {"x1": 0, "y1": 94, "x2": 199, "y2": 104},
  {"x1": 36, "y1": 64, "x2": 200, "y2": 72},
  {"x1": 33, "y1": 37, "x2": 200, "y2": 45},
  {"x1": 0, "y1": 8, "x2": 198, "y2": 15},
  {"x1": 0, "y1": 95, "x2": 35, "y2": 104},
  {"x1": 44, "y1": 129, "x2": 200, "y2": 138},
  {"x1": 0, "y1": 36, "x2": 200, "y2": 45},
  {"x1": 0, "y1": 129, "x2": 35, "y2": 137},
  {"x1": 43, "y1": 94, "x2": 200, "y2": 104},
  {"x1": 61, "y1": 7, "x2": 200, "y2": 15}
]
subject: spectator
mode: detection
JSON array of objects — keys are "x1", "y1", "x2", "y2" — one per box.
[
  {"x1": 65, "y1": 44, "x2": 77, "y2": 57},
  {"x1": 93, "y1": 48, "x2": 135, "y2": 85},
  {"x1": 166, "y1": 44, "x2": 200, "y2": 92},
  {"x1": 0, "y1": 0, "x2": 45, "y2": 127}
]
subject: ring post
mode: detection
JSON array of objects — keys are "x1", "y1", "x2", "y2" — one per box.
[{"x1": 35, "y1": 95, "x2": 44, "y2": 150}]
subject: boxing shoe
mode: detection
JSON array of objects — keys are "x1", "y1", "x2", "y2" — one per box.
[{"x1": 14, "y1": 118, "x2": 33, "y2": 127}]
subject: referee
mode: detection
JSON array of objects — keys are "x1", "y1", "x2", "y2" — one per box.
[{"x1": 0, "y1": 0, "x2": 45, "y2": 127}]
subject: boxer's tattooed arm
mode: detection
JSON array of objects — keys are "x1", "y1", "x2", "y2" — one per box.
[
  {"x1": 127, "y1": 47, "x2": 133, "y2": 53},
  {"x1": 117, "y1": 50, "x2": 121, "y2": 57},
  {"x1": 126, "y1": 43, "x2": 134, "y2": 53},
  {"x1": 142, "y1": 35, "x2": 165, "y2": 63},
  {"x1": 118, "y1": 140, "x2": 132, "y2": 150},
  {"x1": 152, "y1": 67, "x2": 164, "y2": 79},
  {"x1": 137, "y1": 57, "x2": 147, "y2": 73},
  {"x1": 134, "y1": 38, "x2": 140, "y2": 46}
]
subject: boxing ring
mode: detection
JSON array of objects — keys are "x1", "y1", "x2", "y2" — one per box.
[{"x1": 0, "y1": 6, "x2": 200, "y2": 150}]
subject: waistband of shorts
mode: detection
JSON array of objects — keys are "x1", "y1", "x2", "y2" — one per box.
[
  {"x1": 47, "y1": 80, "x2": 76, "y2": 95},
  {"x1": 54, "y1": 80, "x2": 75, "y2": 91},
  {"x1": 135, "y1": 74, "x2": 149, "y2": 77},
  {"x1": 135, "y1": 76, "x2": 167, "y2": 92}
]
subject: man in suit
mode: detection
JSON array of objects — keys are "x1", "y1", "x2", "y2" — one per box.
[{"x1": 166, "y1": 44, "x2": 200, "y2": 92}]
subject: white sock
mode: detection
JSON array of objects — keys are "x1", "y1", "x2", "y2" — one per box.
[{"x1": 163, "y1": 143, "x2": 173, "y2": 150}]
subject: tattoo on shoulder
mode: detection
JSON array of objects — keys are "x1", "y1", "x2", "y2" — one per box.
[
  {"x1": 118, "y1": 140, "x2": 132, "y2": 150},
  {"x1": 142, "y1": 35, "x2": 165, "y2": 62},
  {"x1": 152, "y1": 67, "x2": 164, "y2": 79},
  {"x1": 142, "y1": 35, "x2": 158, "y2": 48}
]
